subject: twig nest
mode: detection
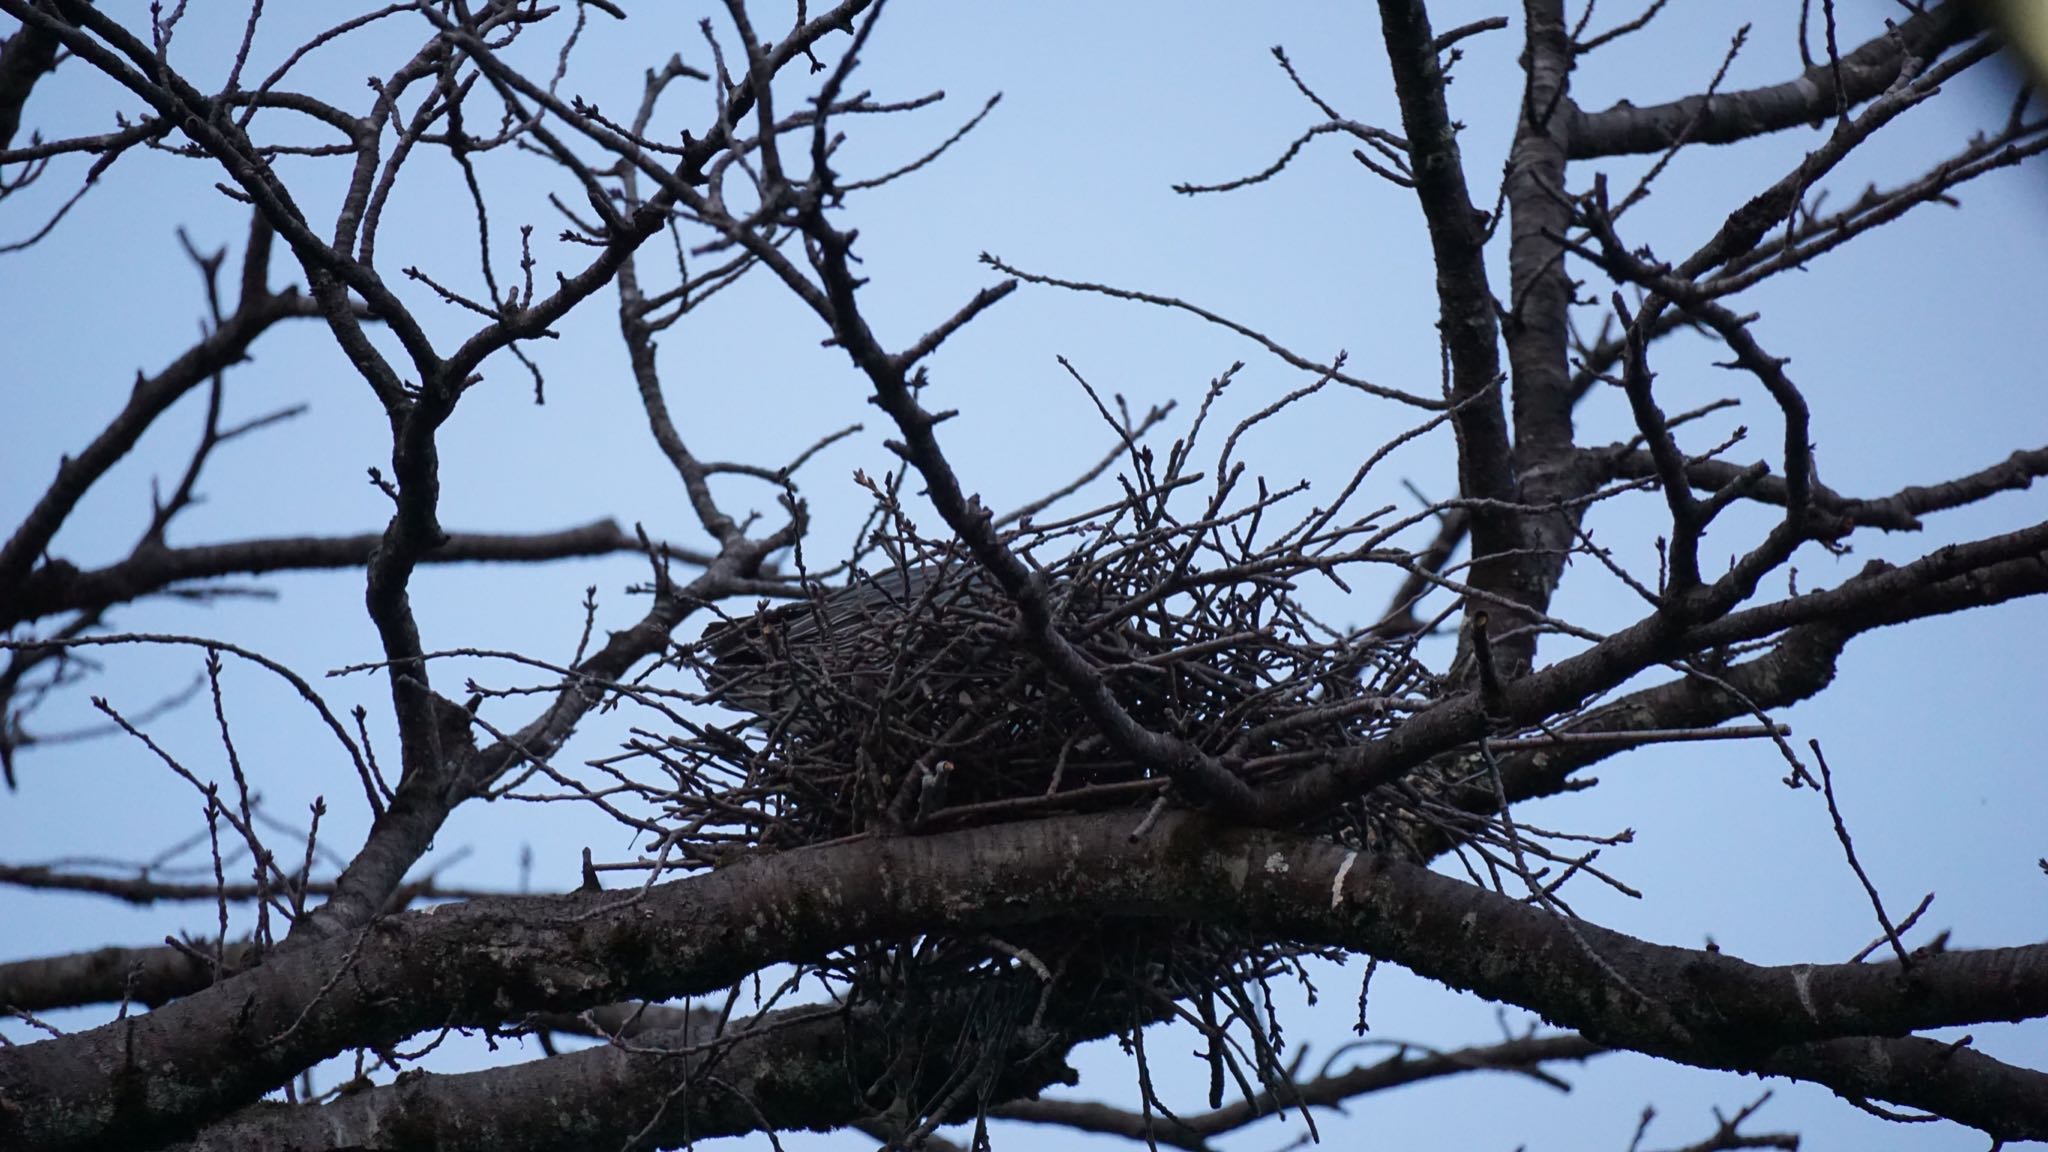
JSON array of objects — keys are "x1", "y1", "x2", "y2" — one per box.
[{"x1": 686, "y1": 550, "x2": 1429, "y2": 853}]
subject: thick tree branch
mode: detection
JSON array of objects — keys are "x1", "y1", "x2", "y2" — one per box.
[
  {"x1": 1602, "y1": 444, "x2": 2048, "y2": 537},
  {"x1": 1375, "y1": 0, "x2": 1528, "y2": 669},
  {"x1": 1757, "y1": 1035, "x2": 2048, "y2": 1141},
  {"x1": 1501, "y1": 0, "x2": 1590, "y2": 663},
  {"x1": 1694, "y1": 523, "x2": 2048, "y2": 649},
  {"x1": 0, "y1": 942, "x2": 254, "y2": 1015},
  {"x1": 181, "y1": 996, "x2": 1090, "y2": 1152},
  {"x1": 0, "y1": 3, "x2": 62, "y2": 150},
  {"x1": 1432, "y1": 526, "x2": 2048, "y2": 824},
  {"x1": 1491, "y1": 620, "x2": 1854, "y2": 809},
  {"x1": 6, "y1": 811, "x2": 2048, "y2": 1150},
  {"x1": 8, "y1": 521, "x2": 718, "y2": 624},
  {"x1": 1568, "y1": 3, "x2": 1982, "y2": 158}
]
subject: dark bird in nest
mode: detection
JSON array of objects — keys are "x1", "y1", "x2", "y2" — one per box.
[
  {"x1": 695, "y1": 560, "x2": 1137, "y2": 827},
  {"x1": 698, "y1": 563, "x2": 982, "y2": 730}
]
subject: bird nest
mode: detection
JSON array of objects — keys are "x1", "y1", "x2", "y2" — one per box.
[
  {"x1": 608, "y1": 470, "x2": 1489, "y2": 1122},
  {"x1": 670, "y1": 537, "x2": 1440, "y2": 860}
]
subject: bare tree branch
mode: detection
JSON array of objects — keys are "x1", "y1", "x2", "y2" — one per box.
[
  {"x1": 1569, "y1": 3, "x2": 1982, "y2": 157},
  {"x1": 9, "y1": 521, "x2": 722, "y2": 625},
  {"x1": 7, "y1": 811, "x2": 2048, "y2": 1150},
  {"x1": 0, "y1": 4, "x2": 62, "y2": 150},
  {"x1": 1376, "y1": 0, "x2": 1529, "y2": 673},
  {"x1": 992, "y1": 1033, "x2": 1607, "y2": 1149}
]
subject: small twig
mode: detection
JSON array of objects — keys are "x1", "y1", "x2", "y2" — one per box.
[{"x1": 1810, "y1": 738, "x2": 1910, "y2": 968}]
